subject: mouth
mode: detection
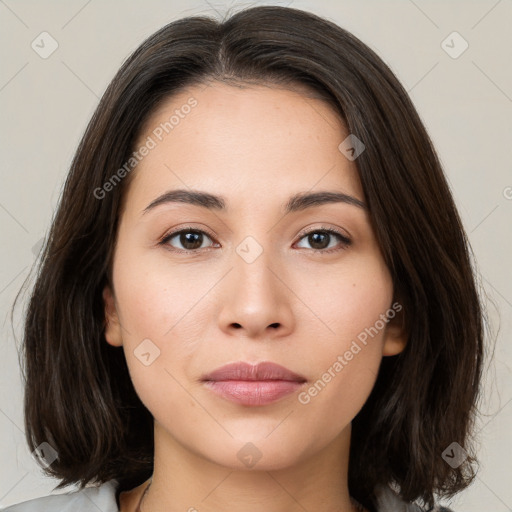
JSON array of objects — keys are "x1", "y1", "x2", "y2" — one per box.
[{"x1": 201, "y1": 361, "x2": 307, "y2": 407}]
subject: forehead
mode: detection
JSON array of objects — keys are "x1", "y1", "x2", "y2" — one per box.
[{"x1": 125, "y1": 82, "x2": 363, "y2": 214}]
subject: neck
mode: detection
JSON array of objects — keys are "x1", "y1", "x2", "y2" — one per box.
[{"x1": 135, "y1": 421, "x2": 360, "y2": 512}]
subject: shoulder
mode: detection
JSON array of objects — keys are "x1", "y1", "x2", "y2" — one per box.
[
  {"x1": 374, "y1": 483, "x2": 454, "y2": 512},
  {"x1": 0, "y1": 480, "x2": 120, "y2": 512}
]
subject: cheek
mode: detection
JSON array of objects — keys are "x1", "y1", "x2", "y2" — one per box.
[
  {"x1": 113, "y1": 243, "x2": 206, "y2": 341},
  {"x1": 111, "y1": 245, "x2": 215, "y2": 406},
  {"x1": 298, "y1": 251, "x2": 393, "y2": 345},
  {"x1": 291, "y1": 255, "x2": 392, "y2": 424}
]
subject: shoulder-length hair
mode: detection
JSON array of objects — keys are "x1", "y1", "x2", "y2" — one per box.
[{"x1": 13, "y1": 5, "x2": 485, "y2": 511}]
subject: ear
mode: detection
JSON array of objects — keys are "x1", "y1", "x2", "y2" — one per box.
[
  {"x1": 382, "y1": 301, "x2": 408, "y2": 356},
  {"x1": 102, "y1": 284, "x2": 123, "y2": 347}
]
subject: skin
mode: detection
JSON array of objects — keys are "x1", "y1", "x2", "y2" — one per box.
[{"x1": 103, "y1": 81, "x2": 407, "y2": 512}]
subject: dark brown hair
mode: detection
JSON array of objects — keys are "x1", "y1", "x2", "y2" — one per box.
[{"x1": 12, "y1": 5, "x2": 486, "y2": 511}]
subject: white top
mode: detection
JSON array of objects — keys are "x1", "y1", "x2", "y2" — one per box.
[{"x1": 0, "y1": 479, "x2": 452, "y2": 511}]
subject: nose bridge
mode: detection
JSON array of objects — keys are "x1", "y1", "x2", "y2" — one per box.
[
  {"x1": 232, "y1": 233, "x2": 281, "y2": 303},
  {"x1": 216, "y1": 232, "x2": 294, "y2": 336}
]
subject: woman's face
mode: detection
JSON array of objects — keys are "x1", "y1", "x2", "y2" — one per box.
[{"x1": 103, "y1": 81, "x2": 406, "y2": 470}]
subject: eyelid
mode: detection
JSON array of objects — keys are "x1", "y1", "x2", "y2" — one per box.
[
  {"x1": 294, "y1": 224, "x2": 352, "y2": 254},
  {"x1": 159, "y1": 224, "x2": 218, "y2": 249},
  {"x1": 295, "y1": 224, "x2": 351, "y2": 245}
]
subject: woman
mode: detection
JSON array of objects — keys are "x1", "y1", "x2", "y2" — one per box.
[{"x1": 5, "y1": 5, "x2": 483, "y2": 512}]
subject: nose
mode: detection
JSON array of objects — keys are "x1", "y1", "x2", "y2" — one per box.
[{"x1": 217, "y1": 242, "x2": 295, "y2": 340}]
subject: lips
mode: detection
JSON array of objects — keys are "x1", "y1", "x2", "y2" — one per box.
[
  {"x1": 202, "y1": 361, "x2": 306, "y2": 382},
  {"x1": 202, "y1": 362, "x2": 307, "y2": 406}
]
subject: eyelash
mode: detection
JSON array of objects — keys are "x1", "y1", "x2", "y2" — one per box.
[{"x1": 158, "y1": 225, "x2": 352, "y2": 255}]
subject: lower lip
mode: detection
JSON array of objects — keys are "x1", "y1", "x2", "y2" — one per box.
[{"x1": 203, "y1": 380, "x2": 304, "y2": 406}]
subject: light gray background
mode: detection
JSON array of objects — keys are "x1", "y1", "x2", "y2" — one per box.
[{"x1": 1, "y1": 0, "x2": 511, "y2": 510}]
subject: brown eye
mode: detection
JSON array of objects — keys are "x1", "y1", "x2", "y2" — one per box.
[
  {"x1": 295, "y1": 227, "x2": 351, "y2": 253},
  {"x1": 161, "y1": 229, "x2": 215, "y2": 251},
  {"x1": 159, "y1": 226, "x2": 351, "y2": 255}
]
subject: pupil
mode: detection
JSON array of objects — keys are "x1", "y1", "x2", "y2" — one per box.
[
  {"x1": 182, "y1": 231, "x2": 202, "y2": 249},
  {"x1": 310, "y1": 232, "x2": 328, "y2": 249}
]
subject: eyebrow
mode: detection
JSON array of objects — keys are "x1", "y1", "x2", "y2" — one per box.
[{"x1": 142, "y1": 189, "x2": 367, "y2": 215}]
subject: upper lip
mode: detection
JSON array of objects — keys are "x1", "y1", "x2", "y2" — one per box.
[{"x1": 202, "y1": 361, "x2": 306, "y2": 382}]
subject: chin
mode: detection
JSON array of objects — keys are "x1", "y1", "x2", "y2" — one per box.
[{"x1": 193, "y1": 430, "x2": 313, "y2": 472}]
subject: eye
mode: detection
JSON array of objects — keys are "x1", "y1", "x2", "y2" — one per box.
[
  {"x1": 159, "y1": 226, "x2": 218, "y2": 252},
  {"x1": 159, "y1": 225, "x2": 351, "y2": 254},
  {"x1": 295, "y1": 226, "x2": 351, "y2": 254}
]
